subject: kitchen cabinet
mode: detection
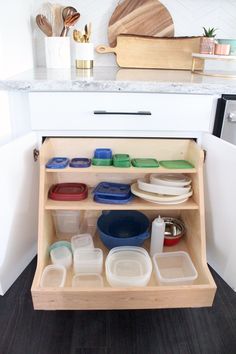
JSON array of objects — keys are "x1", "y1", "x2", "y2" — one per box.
[
  {"x1": 0, "y1": 85, "x2": 235, "y2": 304},
  {"x1": 31, "y1": 137, "x2": 216, "y2": 310}
]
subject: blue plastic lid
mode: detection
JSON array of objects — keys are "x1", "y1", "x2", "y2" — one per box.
[
  {"x1": 93, "y1": 182, "x2": 131, "y2": 198},
  {"x1": 69, "y1": 158, "x2": 91, "y2": 168},
  {"x1": 46, "y1": 157, "x2": 69, "y2": 169},
  {"x1": 94, "y1": 148, "x2": 112, "y2": 159},
  {"x1": 94, "y1": 193, "x2": 133, "y2": 204}
]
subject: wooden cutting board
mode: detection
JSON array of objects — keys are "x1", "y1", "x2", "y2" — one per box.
[
  {"x1": 108, "y1": 0, "x2": 174, "y2": 47},
  {"x1": 96, "y1": 35, "x2": 203, "y2": 70}
]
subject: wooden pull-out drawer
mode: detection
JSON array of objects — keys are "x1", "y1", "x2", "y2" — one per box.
[
  {"x1": 29, "y1": 92, "x2": 215, "y2": 133},
  {"x1": 31, "y1": 138, "x2": 216, "y2": 310}
]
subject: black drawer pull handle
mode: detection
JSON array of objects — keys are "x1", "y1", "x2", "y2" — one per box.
[{"x1": 93, "y1": 110, "x2": 151, "y2": 116}]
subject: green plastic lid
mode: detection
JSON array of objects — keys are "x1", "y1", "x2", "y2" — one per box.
[
  {"x1": 159, "y1": 160, "x2": 194, "y2": 169},
  {"x1": 113, "y1": 154, "x2": 130, "y2": 161},
  {"x1": 131, "y1": 158, "x2": 159, "y2": 168},
  {"x1": 92, "y1": 158, "x2": 113, "y2": 166}
]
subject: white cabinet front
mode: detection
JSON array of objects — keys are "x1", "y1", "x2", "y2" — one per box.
[
  {"x1": 29, "y1": 92, "x2": 216, "y2": 134},
  {"x1": 202, "y1": 133, "x2": 236, "y2": 291}
]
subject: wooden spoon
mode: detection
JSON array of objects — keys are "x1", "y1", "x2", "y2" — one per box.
[
  {"x1": 60, "y1": 12, "x2": 80, "y2": 37},
  {"x1": 36, "y1": 14, "x2": 53, "y2": 37},
  {"x1": 62, "y1": 6, "x2": 77, "y2": 21}
]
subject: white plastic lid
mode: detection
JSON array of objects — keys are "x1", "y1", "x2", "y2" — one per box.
[{"x1": 150, "y1": 174, "x2": 192, "y2": 187}]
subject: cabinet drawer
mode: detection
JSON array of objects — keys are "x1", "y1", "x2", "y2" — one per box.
[
  {"x1": 31, "y1": 137, "x2": 216, "y2": 310},
  {"x1": 29, "y1": 92, "x2": 215, "y2": 133},
  {"x1": 32, "y1": 231, "x2": 215, "y2": 310}
]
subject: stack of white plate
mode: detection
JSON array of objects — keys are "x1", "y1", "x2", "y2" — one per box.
[{"x1": 131, "y1": 173, "x2": 192, "y2": 204}]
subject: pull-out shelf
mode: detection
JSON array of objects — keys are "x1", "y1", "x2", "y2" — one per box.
[{"x1": 31, "y1": 138, "x2": 216, "y2": 310}]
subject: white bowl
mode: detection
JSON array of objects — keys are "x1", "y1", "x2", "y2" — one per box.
[
  {"x1": 137, "y1": 179, "x2": 191, "y2": 195},
  {"x1": 106, "y1": 246, "x2": 152, "y2": 287}
]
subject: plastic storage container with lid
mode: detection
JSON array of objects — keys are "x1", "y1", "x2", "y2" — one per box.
[
  {"x1": 49, "y1": 183, "x2": 88, "y2": 201},
  {"x1": 93, "y1": 182, "x2": 133, "y2": 204},
  {"x1": 153, "y1": 251, "x2": 198, "y2": 285},
  {"x1": 105, "y1": 246, "x2": 152, "y2": 287},
  {"x1": 52, "y1": 210, "x2": 82, "y2": 239},
  {"x1": 50, "y1": 246, "x2": 72, "y2": 269},
  {"x1": 69, "y1": 158, "x2": 91, "y2": 168},
  {"x1": 46, "y1": 157, "x2": 70, "y2": 169},
  {"x1": 71, "y1": 233, "x2": 94, "y2": 252},
  {"x1": 72, "y1": 273, "x2": 104, "y2": 288},
  {"x1": 94, "y1": 148, "x2": 112, "y2": 159},
  {"x1": 73, "y1": 248, "x2": 103, "y2": 274},
  {"x1": 40, "y1": 264, "x2": 66, "y2": 288}
]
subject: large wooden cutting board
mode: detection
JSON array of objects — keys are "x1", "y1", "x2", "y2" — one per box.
[
  {"x1": 96, "y1": 35, "x2": 203, "y2": 70},
  {"x1": 108, "y1": 0, "x2": 174, "y2": 47}
]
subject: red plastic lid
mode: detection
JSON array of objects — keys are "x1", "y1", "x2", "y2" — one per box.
[{"x1": 48, "y1": 183, "x2": 88, "y2": 201}]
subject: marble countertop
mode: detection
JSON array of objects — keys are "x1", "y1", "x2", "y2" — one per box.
[{"x1": 1, "y1": 66, "x2": 236, "y2": 95}]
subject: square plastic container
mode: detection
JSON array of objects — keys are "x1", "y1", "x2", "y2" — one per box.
[
  {"x1": 81, "y1": 211, "x2": 100, "y2": 237},
  {"x1": 153, "y1": 251, "x2": 198, "y2": 285},
  {"x1": 94, "y1": 148, "x2": 112, "y2": 159},
  {"x1": 72, "y1": 273, "x2": 104, "y2": 288},
  {"x1": 50, "y1": 246, "x2": 72, "y2": 269},
  {"x1": 71, "y1": 234, "x2": 94, "y2": 252},
  {"x1": 40, "y1": 265, "x2": 66, "y2": 288},
  {"x1": 73, "y1": 248, "x2": 103, "y2": 274},
  {"x1": 52, "y1": 210, "x2": 81, "y2": 239},
  {"x1": 105, "y1": 246, "x2": 152, "y2": 287}
]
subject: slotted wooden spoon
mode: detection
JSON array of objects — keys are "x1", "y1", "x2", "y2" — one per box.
[
  {"x1": 60, "y1": 12, "x2": 80, "y2": 37},
  {"x1": 36, "y1": 14, "x2": 53, "y2": 37}
]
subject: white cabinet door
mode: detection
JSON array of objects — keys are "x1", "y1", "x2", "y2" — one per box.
[
  {"x1": 202, "y1": 133, "x2": 236, "y2": 291},
  {"x1": 0, "y1": 133, "x2": 39, "y2": 295}
]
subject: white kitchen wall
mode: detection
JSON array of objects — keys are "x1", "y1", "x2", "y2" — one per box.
[{"x1": 33, "y1": 0, "x2": 236, "y2": 67}]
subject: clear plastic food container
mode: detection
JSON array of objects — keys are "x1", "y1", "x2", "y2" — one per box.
[
  {"x1": 52, "y1": 210, "x2": 82, "y2": 239},
  {"x1": 71, "y1": 234, "x2": 94, "y2": 252},
  {"x1": 40, "y1": 264, "x2": 66, "y2": 288},
  {"x1": 73, "y1": 248, "x2": 103, "y2": 274},
  {"x1": 153, "y1": 251, "x2": 198, "y2": 285},
  {"x1": 50, "y1": 246, "x2": 72, "y2": 269},
  {"x1": 72, "y1": 273, "x2": 104, "y2": 288},
  {"x1": 105, "y1": 246, "x2": 152, "y2": 287}
]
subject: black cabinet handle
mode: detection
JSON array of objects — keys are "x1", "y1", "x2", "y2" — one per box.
[{"x1": 93, "y1": 110, "x2": 151, "y2": 116}]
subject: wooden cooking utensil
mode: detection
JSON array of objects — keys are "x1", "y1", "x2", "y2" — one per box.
[
  {"x1": 60, "y1": 12, "x2": 80, "y2": 37},
  {"x1": 108, "y1": 0, "x2": 174, "y2": 47},
  {"x1": 96, "y1": 34, "x2": 203, "y2": 70},
  {"x1": 36, "y1": 14, "x2": 53, "y2": 37}
]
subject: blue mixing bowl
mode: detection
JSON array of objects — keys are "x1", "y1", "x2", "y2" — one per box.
[{"x1": 97, "y1": 210, "x2": 150, "y2": 249}]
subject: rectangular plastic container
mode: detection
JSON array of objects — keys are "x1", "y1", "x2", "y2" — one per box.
[
  {"x1": 73, "y1": 248, "x2": 103, "y2": 274},
  {"x1": 52, "y1": 210, "x2": 82, "y2": 239},
  {"x1": 153, "y1": 251, "x2": 198, "y2": 285}
]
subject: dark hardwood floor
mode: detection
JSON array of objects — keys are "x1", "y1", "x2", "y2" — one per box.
[{"x1": 0, "y1": 258, "x2": 235, "y2": 354}]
